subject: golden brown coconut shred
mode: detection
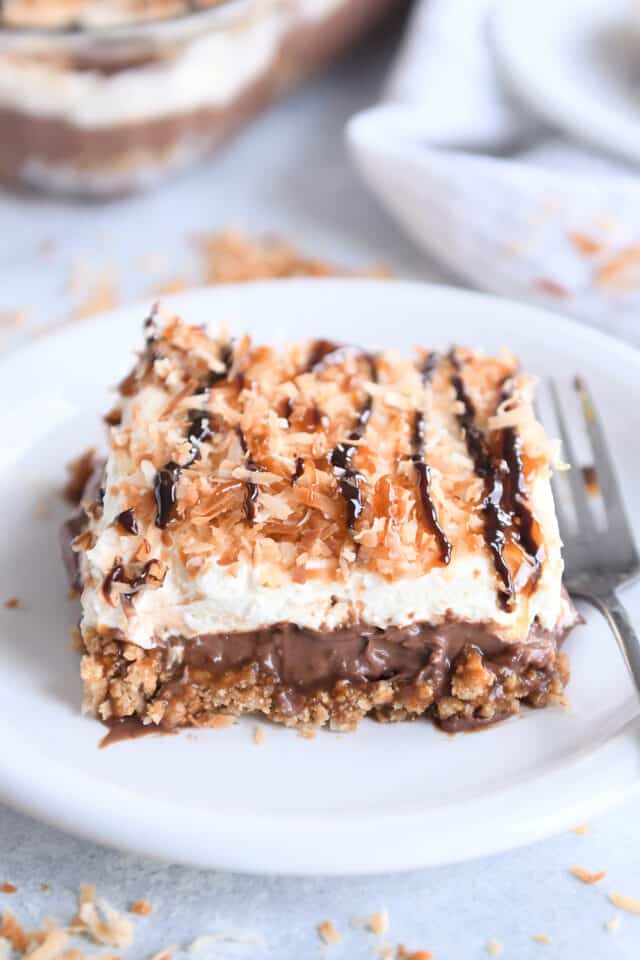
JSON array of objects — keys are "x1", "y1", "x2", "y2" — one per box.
[{"x1": 100, "y1": 315, "x2": 548, "y2": 594}]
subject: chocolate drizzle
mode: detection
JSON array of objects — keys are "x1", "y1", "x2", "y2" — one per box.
[
  {"x1": 499, "y1": 395, "x2": 544, "y2": 587},
  {"x1": 154, "y1": 461, "x2": 181, "y2": 529},
  {"x1": 115, "y1": 509, "x2": 138, "y2": 535},
  {"x1": 118, "y1": 304, "x2": 160, "y2": 396},
  {"x1": 103, "y1": 557, "x2": 166, "y2": 609},
  {"x1": 305, "y1": 340, "x2": 371, "y2": 377},
  {"x1": 195, "y1": 343, "x2": 233, "y2": 394},
  {"x1": 292, "y1": 456, "x2": 305, "y2": 484},
  {"x1": 409, "y1": 352, "x2": 451, "y2": 564},
  {"x1": 420, "y1": 350, "x2": 440, "y2": 386},
  {"x1": 329, "y1": 355, "x2": 377, "y2": 529},
  {"x1": 187, "y1": 409, "x2": 212, "y2": 445},
  {"x1": 153, "y1": 396, "x2": 219, "y2": 529},
  {"x1": 103, "y1": 560, "x2": 124, "y2": 605},
  {"x1": 304, "y1": 339, "x2": 340, "y2": 373},
  {"x1": 236, "y1": 427, "x2": 260, "y2": 524},
  {"x1": 449, "y1": 353, "x2": 542, "y2": 609}
]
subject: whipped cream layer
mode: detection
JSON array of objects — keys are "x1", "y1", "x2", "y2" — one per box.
[{"x1": 79, "y1": 445, "x2": 567, "y2": 646}]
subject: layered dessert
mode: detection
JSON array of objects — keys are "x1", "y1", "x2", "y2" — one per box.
[
  {"x1": 62, "y1": 308, "x2": 580, "y2": 732},
  {"x1": 0, "y1": 0, "x2": 400, "y2": 197}
]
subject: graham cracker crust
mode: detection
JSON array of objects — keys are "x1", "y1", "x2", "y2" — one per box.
[{"x1": 80, "y1": 628, "x2": 570, "y2": 734}]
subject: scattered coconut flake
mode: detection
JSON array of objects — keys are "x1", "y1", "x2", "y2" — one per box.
[
  {"x1": 147, "y1": 945, "x2": 178, "y2": 960},
  {"x1": 254, "y1": 725, "x2": 265, "y2": 746},
  {"x1": 373, "y1": 947, "x2": 394, "y2": 960},
  {"x1": 597, "y1": 245, "x2": 640, "y2": 290},
  {"x1": 317, "y1": 922, "x2": 342, "y2": 946},
  {"x1": 298, "y1": 730, "x2": 317, "y2": 741},
  {"x1": 605, "y1": 916, "x2": 621, "y2": 933},
  {"x1": 570, "y1": 825, "x2": 588, "y2": 835},
  {"x1": 129, "y1": 900, "x2": 153, "y2": 916},
  {"x1": 0, "y1": 913, "x2": 29, "y2": 953},
  {"x1": 25, "y1": 927, "x2": 68, "y2": 960},
  {"x1": 189, "y1": 931, "x2": 265, "y2": 952},
  {"x1": 69, "y1": 270, "x2": 118, "y2": 322},
  {"x1": 154, "y1": 276, "x2": 191, "y2": 296},
  {"x1": 78, "y1": 887, "x2": 95, "y2": 908},
  {"x1": 568, "y1": 232, "x2": 603, "y2": 257},
  {"x1": 532, "y1": 934, "x2": 552, "y2": 945},
  {"x1": 195, "y1": 229, "x2": 387, "y2": 286},
  {"x1": 3, "y1": 598, "x2": 22, "y2": 610},
  {"x1": 366, "y1": 911, "x2": 389, "y2": 936},
  {"x1": 535, "y1": 278, "x2": 569, "y2": 299},
  {"x1": 0, "y1": 309, "x2": 28, "y2": 329},
  {"x1": 1, "y1": 885, "x2": 16, "y2": 895},
  {"x1": 38, "y1": 238, "x2": 55, "y2": 258},
  {"x1": 71, "y1": 887, "x2": 133, "y2": 949},
  {"x1": 570, "y1": 866, "x2": 606, "y2": 885},
  {"x1": 485, "y1": 939, "x2": 503, "y2": 956},
  {"x1": 608, "y1": 892, "x2": 640, "y2": 914}
]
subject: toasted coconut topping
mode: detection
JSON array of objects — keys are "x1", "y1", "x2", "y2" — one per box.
[{"x1": 81, "y1": 314, "x2": 552, "y2": 608}]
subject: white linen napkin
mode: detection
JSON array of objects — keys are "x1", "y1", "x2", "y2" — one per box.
[{"x1": 347, "y1": 0, "x2": 640, "y2": 345}]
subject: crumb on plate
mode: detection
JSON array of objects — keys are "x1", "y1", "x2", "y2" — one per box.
[
  {"x1": 318, "y1": 921, "x2": 341, "y2": 946},
  {"x1": 129, "y1": 900, "x2": 153, "y2": 917},
  {"x1": 608, "y1": 892, "x2": 640, "y2": 914},
  {"x1": 485, "y1": 940, "x2": 503, "y2": 956},
  {"x1": 570, "y1": 866, "x2": 606, "y2": 885}
]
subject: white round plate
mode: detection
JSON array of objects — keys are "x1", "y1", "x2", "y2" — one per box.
[
  {"x1": 492, "y1": 0, "x2": 640, "y2": 166},
  {"x1": 1, "y1": 280, "x2": 639, "y2": 876}
]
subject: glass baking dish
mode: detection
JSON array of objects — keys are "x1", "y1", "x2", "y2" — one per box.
[{"x1": 0, "y1": 0, "x2": 401, "y2": 198}]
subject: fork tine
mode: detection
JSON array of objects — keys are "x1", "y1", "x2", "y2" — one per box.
[
  {"x1": 574, "y1": 377, "x2": 638, "y2": 558},
  {"x1": 548, "y1": 380, "x2": 596, "y2": 534}
]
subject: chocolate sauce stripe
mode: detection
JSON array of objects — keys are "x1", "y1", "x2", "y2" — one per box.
[
  {"x1": 329, "y1": 353, "x2": 377, "y2": 530},
  {"x1": 410, "y1": 353, "x2": 451, "y2": 565},
  {"x1": 495, "y1": 383, "x2": 544, "y2": 585},
  {"x1": 236, "y1": 426, "x2": 260, "y2": 524},
  {"x1": 153, "y1": 337, "x2": 235, "y2": 529},
  {"x1": 449, "y1": 357, "x2": 543, "y2": 609}
]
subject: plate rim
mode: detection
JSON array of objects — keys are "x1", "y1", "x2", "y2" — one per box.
[{"x1": 2, "y1": 277, "x2": 640, "y2": 876}]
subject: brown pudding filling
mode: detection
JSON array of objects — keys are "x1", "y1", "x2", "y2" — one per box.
[{"x1": 81, "y1": 615, "x2": 575, "y2": 734}]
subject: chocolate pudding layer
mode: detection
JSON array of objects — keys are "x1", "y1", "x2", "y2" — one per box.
[{"x1": 79, "y1": 613, "x2": 578, "y2": 733}]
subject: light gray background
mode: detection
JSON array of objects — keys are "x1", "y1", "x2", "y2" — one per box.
[{"x1": 0, "y1": 22, "x2": 638, "y2": 960}]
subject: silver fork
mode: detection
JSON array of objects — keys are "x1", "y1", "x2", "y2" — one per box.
[{"x1": 548, "y1": 377, "x2": 640, "y2": 694}]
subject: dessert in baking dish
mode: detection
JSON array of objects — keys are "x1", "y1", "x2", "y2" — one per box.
[{"x1": 0, "y1": 0, "x2": 400, "y2": 196}]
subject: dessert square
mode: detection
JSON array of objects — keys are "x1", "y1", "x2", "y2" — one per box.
[{"x1": 63, "y1": 307, "x2": 580, "y2": 733}]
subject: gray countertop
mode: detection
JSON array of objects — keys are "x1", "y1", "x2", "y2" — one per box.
[{"x1": 0, "y1": 21, "x2": 638, "y2": 960}]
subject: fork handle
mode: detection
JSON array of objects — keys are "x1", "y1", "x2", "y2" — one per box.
[{"x1": 589, "y1": 591, "x2": 640, "y2": 697}]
